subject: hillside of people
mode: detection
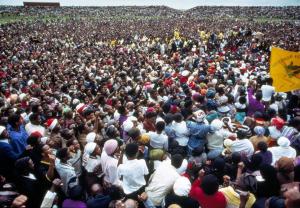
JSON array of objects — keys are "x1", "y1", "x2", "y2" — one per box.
[{"x1": 0, "y1": 5, "x2": 300, "y2": 208}]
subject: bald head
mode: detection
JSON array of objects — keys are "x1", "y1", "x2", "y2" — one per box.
[
  {"x1": 90, "y1": 183, "x2": 103, "y2": 196},
  {"x1": 124, "y1": 199, "x2": 138, "y2": 208}
]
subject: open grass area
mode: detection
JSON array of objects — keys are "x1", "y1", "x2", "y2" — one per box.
[
  {"x1": 0, "y1": 14, "x2": 71, "y2": 25},
  {"x1": 0, "y1": 13, "x2": 296, "y2": 25}
]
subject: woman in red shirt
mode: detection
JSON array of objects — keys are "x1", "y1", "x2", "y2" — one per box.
[{"x1": 190, "y1": 173, "x2": 227, "y2": 208}]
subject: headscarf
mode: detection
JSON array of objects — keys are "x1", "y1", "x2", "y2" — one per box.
[
  {"x1": 277, "y1": 137, "x2": 290, "y2": 147},
  {"x1": 138, "y1": 134, "x2": 150, "y2": 145},
  {"x1": 254, "y1": 126, "x2": 265, "y2": 136},
  {"x1": 271, "y1": 117, "x2": 285, "y2": 130},
  {"x1": 86, "y1": 132, "x2": 96, "y2": 143},
  {"x1": 103, "y1": 139, "x2": 118, "y2": 155},
  {"x1": 84, "y1": 142, "x2": 97, "y2": 156},
  {"x1": 173, "y1": 176, "x2": 191, "y2": 197}
]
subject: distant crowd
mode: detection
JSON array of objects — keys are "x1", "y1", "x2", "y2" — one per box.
[{"x1": 0, "y1": 5, "x2": 300, "y2": 208}]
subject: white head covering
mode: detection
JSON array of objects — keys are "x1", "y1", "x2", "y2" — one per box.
[
  {"x1": 277, "y1": 137, "x2": 290, "y2": 147},
  {"x1": 86, "y1": 132, "x2": 96, "y2": 143},
  {"x1": 212, "y1": 78, "x2": 218, "y2": 85},
  {"x1": 211, "y1": 119, "x2": 223, "y2": 131},
  {"x1": 123, "y1": 119, "x2": 134, "y2": 132},
  {"x1": 0, "y1": 126, "x2": 5, "y2": 136},
  {"x1": 84, "y1": 142, "x2": 97, "y2": 156},
  {"x1": 181, "y1": 70, "x2": 190, "y2": 77},
  {"x1": 173, "y1": 176, "x2": 191, "y2": 197},
  {"x1": 193, "y1": 110, "x2": 206, "y2": 122}
]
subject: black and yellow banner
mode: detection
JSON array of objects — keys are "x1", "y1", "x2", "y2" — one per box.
[{"x1": 270, "y1": 47, "x2": 300, "y2": 92}]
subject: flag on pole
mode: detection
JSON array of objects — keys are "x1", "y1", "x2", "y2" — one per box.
[{"x1": 270, "y1": 47, "x2": 300, "y2": 92}]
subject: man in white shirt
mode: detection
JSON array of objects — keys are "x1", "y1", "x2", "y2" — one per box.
[
  {"x1": 231, "y1": 130, "x2": 254, "y2": 159},
  {"x1": 261, "y1": 78, "x2": 275, "y2": 102},
  {"x1": 118, "y1": 143, "x2": 149, "y2": 200},
  {"x1": 145, "y1": 154, "x2": 183, "y2": 206},
  {"x1": 147, "y1": 121, "x2": 168, "y2": 151},
  {"x1": 25, "y1": 113, "x2": 45, "y2": 136},
  {"x1": 172, "y1": 113, "x2": 190, "y2": 147}
]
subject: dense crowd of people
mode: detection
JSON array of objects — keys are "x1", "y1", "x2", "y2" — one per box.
[{"x1": 0, "y1": 5, "x2": 300, "y2": 208}]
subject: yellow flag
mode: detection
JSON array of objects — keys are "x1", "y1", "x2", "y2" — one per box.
[{"x1": 270, "y1": 47, "x2": 300, "y2": 92}]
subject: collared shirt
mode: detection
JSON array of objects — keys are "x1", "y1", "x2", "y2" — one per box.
[{"x1": 7, "y1": 124, "x2": 28, "y2": 157}]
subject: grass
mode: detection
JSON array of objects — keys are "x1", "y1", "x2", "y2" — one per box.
[
  {"x1": 0, "y1": 14, "x2": 71, "y2": 25},
  {"x1": 0, "y1": 13, "x2": 296, "y2": 25}
]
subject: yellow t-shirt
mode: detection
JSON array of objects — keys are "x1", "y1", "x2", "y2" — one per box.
[{"x1": 220, "y1": 186, "x2": 256, "y2": 208}]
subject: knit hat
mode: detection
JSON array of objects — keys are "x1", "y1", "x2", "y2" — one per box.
[
  {"x1": 173, "y1": 176, "x2": 191, "y2": 197},
  {"x1": 86, "y1": 132, "x2": 96, "y2": 143},
  {"x1": 45, "y1": 118, "x2": 58, "y2": 130},
  {"x1": 254, "y1": 126, "x2": 265, "y2": 136},
  {"x1": 138, "y1": 134, "x2": 150, "y2": 145},
  {"x1": 277, "y1": 137, "x2": 290, "y2": 147},
  {"x1": 103, "y1": 139, "x2": 118, "y2": 155},
  {"x1": 30, "y1": 131, "x2": 42, "y2": 138},
  {"x1": 0, "y1": 126, "x2": 5, "y2": 136},
  {"x1": 206, "y1": 111, "x2": 218, "y2": 123},
  {"x1": 271, "y1": 117, "x2": 285, "y2": 130},
  {"x1": 76, "y1": 103, "x2": 87, "y2": 114},
  {"x1": 193, "y1": 110, "x2": 206, "y2": 123}
]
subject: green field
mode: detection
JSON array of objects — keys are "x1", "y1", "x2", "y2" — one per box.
[
  {"x1": 0, "y1": 13, "x2": 296, "y2": 25},
  {"x1": 0, "y1": 14, "x2": 71, "y2": 25}
]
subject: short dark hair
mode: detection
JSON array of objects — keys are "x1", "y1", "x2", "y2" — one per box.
[
  {"x1": 125, "y1": 143, "x2": 139, "y2": 158},
  {"x1": 237, "y1": 130, "x2": 248, "y2": 139},
  {"x1": 257, "y1": 141, "x2": 268, "y2": 152},
  {"x1": 255, "y1": 90, "x2": 262, "y2": 101},
  {"x1": 155, "y1": 121, "x2": 165, "y2": 132},
  {"x1": 8, "y1": 114, "x2": 21, "y2": 128},
  {"x1": 173, "y1": 113, "x2": 183, "y2": 123},
  {"x1": 171, "y1": 154, "x2": 183, "y2": 169},
  {"x1": 239, "y1": 96, "x2": 247, "y2": 104},
  {"x1": 27, "y1": 134, "x2": 39, "y2": 146},
  {"x1": 66, "y1": 139, "x2": 75, "y2": 147},
  {"x1": 200, "y1": 174, "x2": 219, "y2": 195},
  {"x1": 164, "y1": 113, "x2": 174, "y2": 124},
  {"x1": 29, "y1": 113, "x2": 39, "y2": 122},
  {"x1": 56, "y1": 148, "x2": 68, "y2": 160}
]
